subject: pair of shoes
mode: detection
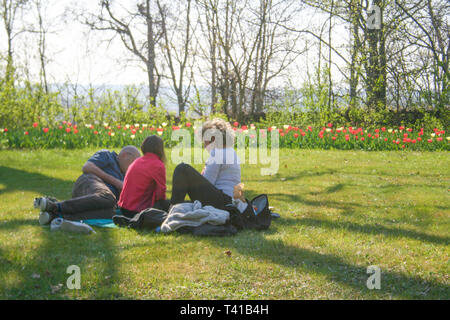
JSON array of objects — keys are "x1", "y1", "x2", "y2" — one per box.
[
  {"x1": 34, "y1": 196, "x2": 58, "y2": 213},
  {"x1": 113, "y1": 215, "x2": 131, "y2": 228},
  {"x1": 34, "y1": 196, "x2": 59, "y2": 225},
  {"x1": 50, "y1": 218, "x2": 96, "y2": 234}
]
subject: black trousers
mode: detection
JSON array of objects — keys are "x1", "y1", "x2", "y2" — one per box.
[
  {"x1": 170, "y1": 163, "x2": 232, "y2": 210},
  {"x1": 60, "y1": 174, "x2": 117, "y2": 221}
]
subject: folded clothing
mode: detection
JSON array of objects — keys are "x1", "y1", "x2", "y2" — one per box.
[{"x1": 161, "y1": 201, "x2": 229, "y2": 233}]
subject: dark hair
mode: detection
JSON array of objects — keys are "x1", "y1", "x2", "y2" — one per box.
[{"x1": 141, "y1": 135, "x2": 166, "y2": 163}]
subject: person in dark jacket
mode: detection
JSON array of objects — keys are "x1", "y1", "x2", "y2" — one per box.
[{"x1": 34, "y1": 146, "x2": 140, "y2": 224}]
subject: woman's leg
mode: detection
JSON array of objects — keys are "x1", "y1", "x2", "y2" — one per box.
[{"x1": 171, "y1": 163, "x2": 231, "y2": 209}]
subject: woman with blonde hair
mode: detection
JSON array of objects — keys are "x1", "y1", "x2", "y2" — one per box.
[{"x1": 170, "y1": 118, "x2": 241, "y2": 210}]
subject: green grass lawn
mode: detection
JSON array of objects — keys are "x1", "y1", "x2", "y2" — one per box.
[{"x1": 0, "y1": 149, "x2": 449, "y2": 299}]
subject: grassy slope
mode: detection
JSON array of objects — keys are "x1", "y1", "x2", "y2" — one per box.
[{"x1": 0, "y1": 149, "x2": 448, "y2": 299}]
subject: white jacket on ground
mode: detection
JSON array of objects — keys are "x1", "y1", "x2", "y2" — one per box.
[{"x1": 160, "y1": 201, "x2": 229, "y2": 233}]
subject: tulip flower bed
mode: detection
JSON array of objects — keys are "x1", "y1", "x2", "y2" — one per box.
[{"x1": 1, "y1": 121, "x2": 449, "y2": 151}]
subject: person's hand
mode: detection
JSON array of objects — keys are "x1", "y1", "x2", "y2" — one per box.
[{"x1": 201, "y1": 167, "x2": 205, "y2": 175}]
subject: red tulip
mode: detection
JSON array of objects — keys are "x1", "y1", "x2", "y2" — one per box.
[
  {"x1": 66, "y1": 128, "x2": 71, "y2": 133},
  {"x1": 327, "y1": 123, "x2": 333, "y2": 128},
  {"x1": 59, "y1": 125, "x2": 63, "y2": 130},
  {"x1": 294, "y1": 133, "x2": 299, "y2": 138},
  {"x1": 25, "y1": 131, "x2": 29, "y2": 135},
  {"x1": 43, "y1": 128, "x2": 49, "y2": 133},
  {"x1": 186, "y1": 122, "x2": 192, "y2": 128},
  {"x1": 94, "y1": 131, "x2": 99, "y2": 135},
  {"x1": 74, "y1": 129, "x2": 79, "y2": 134},
  {"x1": 412, "y1": 139, "x2": 416, "y2": 144},
  {"x1": 384, "y1": 138, "x2": 388, "y2": 142},
  {"x1": 233, "y1": 122, "x2": 239, "y2": 127},
  {"x1": 427, "y1": 139, "x2": 432, "y2": 143},
  {"x1": 332, "y1": 136, "x2": 336, "y2": 141},
  {"x1": 242, "y1": 125, "x2": 248, "y2": 131},
  {"x1": 3, "y1": 128, "x2": 8, "y2": 132},
  {"x1": 33, "y1": 122, "x2": 38, "y2": 128}
]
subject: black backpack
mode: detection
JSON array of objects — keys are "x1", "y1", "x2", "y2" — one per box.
[{"x1": 226, "y1": 194, "x2": 272, "y2": 231}]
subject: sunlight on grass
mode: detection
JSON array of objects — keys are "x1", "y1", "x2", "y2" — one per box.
[{"x1": 0, "y1": 149, "x2": 448, "y2": 299}]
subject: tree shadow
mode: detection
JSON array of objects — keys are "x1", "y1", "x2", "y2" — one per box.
[
  {"x1": 244, "y1": 168, "x2": 338, "y2": 183},
  {"x1": 0, "y1": 166, "x2": 74, "y2": 198},
  {"x1": 295, "y1": 217, "x2": 450, "y2": 246},
  {"x1": 310, "y1": 183, "x2": 345, "y2": 195},
  {"x1": 204, "y1": 229, "x2": 449, "y2": 299},
  {"x1": 263, "y1": 192, "x2": 361, "y2": 216},
  {"x1": 0, "y1": 167, "x2": 124, "y2": 299}
]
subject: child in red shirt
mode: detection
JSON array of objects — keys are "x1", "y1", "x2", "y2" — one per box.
[{"x1": 118, "y1": 136, "x2": 169, "y2": 217}]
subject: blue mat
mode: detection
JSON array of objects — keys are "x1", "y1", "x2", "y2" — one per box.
[{"x1": 82, "y1": 219, "x2": 117, "y2": 229}]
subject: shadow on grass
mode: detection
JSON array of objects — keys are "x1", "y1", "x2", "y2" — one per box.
[
  {"x1": 204, "y1": 227, "x2": 449, "y2": 299},
  {"x1": 244, "y1": 168, "x2": 339, "y2": 183},
  {"x1": 0, "y1": 167, "x2": 125, "y2": 299},
  {"x1": 268, "y1": 192, "x2": 361, "y2": 216},
  {"x1": 288, "y1": 217, "x2": 449, "y2": 246},
  {"x1": 0, "y1": 166, "x2": 74, "y2": 198}
]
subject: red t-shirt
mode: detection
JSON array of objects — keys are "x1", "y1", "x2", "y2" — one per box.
[{"x1": 118, "y1": 153, "x2": 166, "y2": 213}]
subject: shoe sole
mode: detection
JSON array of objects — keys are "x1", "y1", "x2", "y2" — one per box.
[{"x1": 34, "y1": 198, "x2": 48, "y2": 211}]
